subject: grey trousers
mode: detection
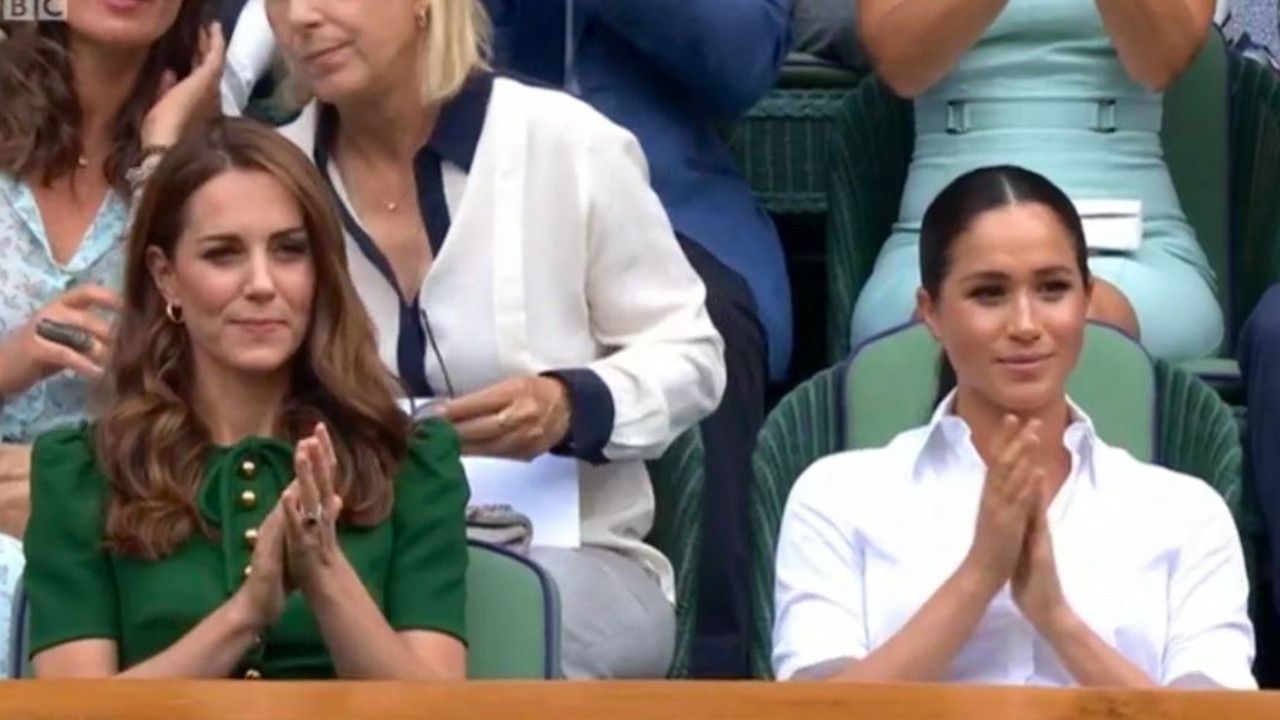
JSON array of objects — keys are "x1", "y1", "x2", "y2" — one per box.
[{"x1": 529, "y1": 546, "x2": 675, "y2": 679}]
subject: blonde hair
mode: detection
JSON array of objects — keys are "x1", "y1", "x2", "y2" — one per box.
[
  {"x1": 279, "y1": 0, "x2": 491, "y2": 109},
  {"x1": 422, "y1": 0, "x2": 491, "y2": 102}
]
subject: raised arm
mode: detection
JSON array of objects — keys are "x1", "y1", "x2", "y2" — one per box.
[
  {"x1": 298, "y1": 423, "x2": 468, "y2": 681},
  {"x1": 578, "y1": 0, "x2": 790, "y2": 120},
  {"x1": 775, "y1": 417, "x2": 1043, "y2": 682},
  {"x1": 772, "y1": 458, "x2": 1003, "y2": 682},
  {"x1": 1094, "y1": 0, "x2": 1215, "y2": 91},
  {"x1": 858, "y1": 0, "x2": 1010, "y2": 97}
]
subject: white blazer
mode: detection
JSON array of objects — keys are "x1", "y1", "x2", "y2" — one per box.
[{"x1": 277, "y1": 76, "x2": 727, "y2": 600}]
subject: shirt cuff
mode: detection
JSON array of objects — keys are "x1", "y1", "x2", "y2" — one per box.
[{"x1": 541, "y1": 369, "x2": 614, "y2": 465}]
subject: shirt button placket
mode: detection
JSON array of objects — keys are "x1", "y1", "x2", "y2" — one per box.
[
  {"x1": 234, "y1": 454, "x2": 269, "y2": 680},
  {"x1": 238, "y1": 457, "x2": 259, "y2": 581}
]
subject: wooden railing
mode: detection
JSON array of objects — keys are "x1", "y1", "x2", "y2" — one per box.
[{"x1": 0, "y1": 681, "x2": 1277, "y2": 720}]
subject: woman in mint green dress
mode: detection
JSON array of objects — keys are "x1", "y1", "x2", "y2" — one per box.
[{"x1": 852, "y1": 0, "x2": 1221, "y2": 361}]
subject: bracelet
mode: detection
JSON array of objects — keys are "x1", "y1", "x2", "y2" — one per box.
[
  {"x1": 125, "y1": 146, "x2": 168, "y2": 195},
  {"x1": 139, "y1": 144, "x2": 170, "y2": 161}
]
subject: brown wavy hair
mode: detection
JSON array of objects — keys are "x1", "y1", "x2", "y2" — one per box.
[
  {"x1": 97, "y1": 117, "x2": 414, "y2": 560},
  {"x1": 0, "y1": 0, "x2": 213, "y2": 192}
]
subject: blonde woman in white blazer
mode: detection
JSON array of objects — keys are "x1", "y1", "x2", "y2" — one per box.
[{"x1": 265, "y1": 0, "x2": 726, "y2": 679}]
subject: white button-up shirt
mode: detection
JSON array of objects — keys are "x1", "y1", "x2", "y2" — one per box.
[{"x1": 772, "y1": 394, "x2": 1256, "y2": 688}]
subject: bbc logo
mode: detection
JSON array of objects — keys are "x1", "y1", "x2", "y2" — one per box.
[{"x1": 0, "y1": 0, "x2": 67, "y2": 22}]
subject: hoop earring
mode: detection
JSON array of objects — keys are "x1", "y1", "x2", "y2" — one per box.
[{"x1": 165, "y1": 302, "x2": 183, "y2": 324}]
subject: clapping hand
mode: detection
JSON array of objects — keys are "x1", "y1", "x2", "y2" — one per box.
[
  {"x1": 964, "y1": 415, "x2": 1044, "y2": 590},
  {"x1": 963, "y1": 414, "x2": 1074, "y2": 631},
  {"x1": 233, "y1": 502, "x2": 291, "y2": 631},
  {"x1": 281, "y1": 423, "x2": 344, "y2": 590},
  {"x1": 1012, "y1": 479, "x2": 1070, "y2": 632}
]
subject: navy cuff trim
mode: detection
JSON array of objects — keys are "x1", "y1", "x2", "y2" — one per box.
[{"x1": 541, "y1": 369, "x2": 614, "y2": 465}]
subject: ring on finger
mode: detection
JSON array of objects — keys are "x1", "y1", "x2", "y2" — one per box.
[{"x1": 302, "y1": 505, "x2": 324, "y2": 527}]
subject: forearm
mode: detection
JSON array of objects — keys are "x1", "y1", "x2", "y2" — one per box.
[
  {"x1": 119, "y1": 595, "x2": 261, "y2": 678},
  {"x1": 859, "y1": 0, "x2": 1010, "y2": 97},
  {"x1": 303, "y1": 555, "x2": 454, "y2": 680},
  {"x1": 1094, "y1": 0, "x2": 1210, "y2": 91},
  {"x1": 830, "y1": 563, "x2": 997, "y2": 682},
  {"x1": 1042, "y1": 610, "x2": 1158, "y2": 688},
  {"x1": 124, "y1": 145, "x2": 167, "y2": 233}
]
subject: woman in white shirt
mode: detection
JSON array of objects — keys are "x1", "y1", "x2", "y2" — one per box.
[
  {"x1": 263, "y1": 0, "x2": 726, "y2": 679},
  {"x1": 772, "y1": 164, "x2": 1255, "y2": 688}
]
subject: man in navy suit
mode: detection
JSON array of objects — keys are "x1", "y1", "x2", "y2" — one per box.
[{"x1": 486, "y1": 0, "x2": 793, "y2": 679}]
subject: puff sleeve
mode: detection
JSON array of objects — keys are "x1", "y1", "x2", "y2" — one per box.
[
  {"x1": 384, "y1": 420, "x2": 470, "y2": 643},
  {"x1": 24, "y1": 426, "x2": 120, "y2": 657}
]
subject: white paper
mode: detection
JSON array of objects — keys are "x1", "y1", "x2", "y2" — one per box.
[
  {"x1": 463, "y1": 455, "x2": 581, "y2": 548},
  {"x1": 397, "y1": 399, "x2": 581, "y2": 547},
  {"x1": 1074, "y1": 199, "x2": 1143, "y2": 253}
]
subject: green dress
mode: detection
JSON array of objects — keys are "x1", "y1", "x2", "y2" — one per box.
[{"x1": 22, "y1": 419, "x2": 470, "y2": 679}]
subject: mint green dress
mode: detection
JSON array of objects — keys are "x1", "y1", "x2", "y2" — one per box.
[{"x1": 849, "y1": 0, "x2": 1223, "y2": 361}]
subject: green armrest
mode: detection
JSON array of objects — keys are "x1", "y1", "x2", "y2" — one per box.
[
  {"x1": 1177, "y1": 357, "x2": 1242, "y2": 405},
  {"x1": 465, "y1": 541, "x2": 562, "y2": 679},
  {"x1": 645, "y1": 428, "x2": 706, "y2": 678},
  {"x1": 1228, "y1": 52, "x2": 1280, "y2": 328},
  {"x1": 778, "y1": 53, "x2": 863, "y2": 89}
]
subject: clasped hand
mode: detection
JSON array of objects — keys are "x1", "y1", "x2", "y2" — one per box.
[
  {"x1": 967, "y1": 415, "x2": 1070, "y2": 633},
  {"x1": 235, "y1": 424, "x2": 345, "y2": 631},
  {"x1": 439, "y1": 376, "x2": 572, "y2": 459}
]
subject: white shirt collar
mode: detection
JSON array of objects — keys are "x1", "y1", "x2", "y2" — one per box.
[{"x1": 914, "y1": 390, "x2": 1100, "y2": 486}]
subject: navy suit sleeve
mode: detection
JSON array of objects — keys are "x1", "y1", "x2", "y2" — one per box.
[
  {"x1": 578, "y1": 0, "x2": 792, "y2": 120},
  {"x1": 218, "y1": 0, "x2": 250, "y2": 35}
]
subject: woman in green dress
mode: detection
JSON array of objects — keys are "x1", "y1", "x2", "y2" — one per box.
[{"x1": 23, "y1": 117, "x2": 470, "y2": 680}]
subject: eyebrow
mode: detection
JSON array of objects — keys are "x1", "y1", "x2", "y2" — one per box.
[
  {"x1": 958, "y1": 265, "x2": 1075, "y2": 283},
  {"x1": 196, "y1": 227, "x2": 308, "y2": 243}
]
